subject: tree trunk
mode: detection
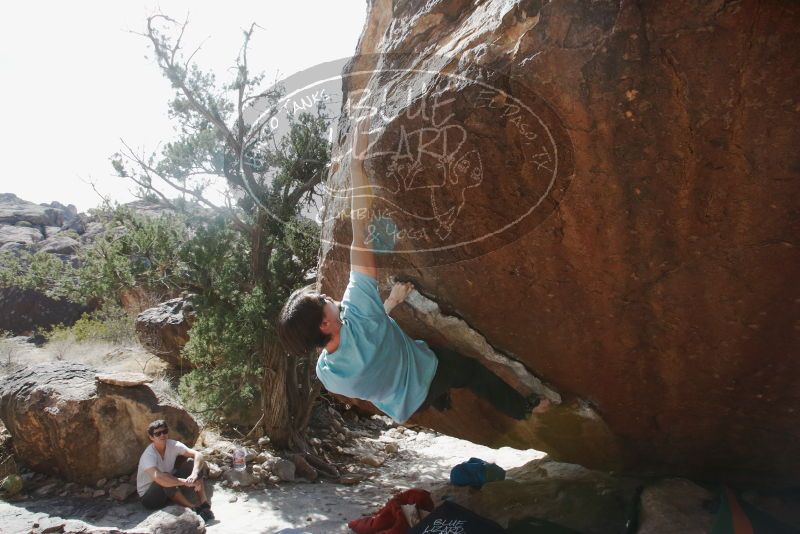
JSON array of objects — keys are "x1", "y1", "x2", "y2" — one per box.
[
  {"x1": 261, "y1": 341, "x2": 294, "y2": 448},
  {"x1": 260, "y1": 339, "x2": 321, "y2": 451}
]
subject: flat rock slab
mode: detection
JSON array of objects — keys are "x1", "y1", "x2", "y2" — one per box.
[{"x1": 96, "y1": 373, "x2": 153, "y2": 387}]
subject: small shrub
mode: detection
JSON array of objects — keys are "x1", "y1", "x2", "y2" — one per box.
[
  {"x1": 70, "y1": 307, "x2": 137, "y2": 345},
  {"x1": 0, "y1": 331, "x2": 18, "y2": 370},
  {"x1": 60, "y1": 230, "x2": 81, "y2": 240},
  {"x1": 42, "y1": 324, "x2": 74, "y2": 361},
  {"x1": 42, "y1": 306, "x2": 137, "y2": 357}
]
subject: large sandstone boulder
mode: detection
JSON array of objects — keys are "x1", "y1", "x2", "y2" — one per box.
[
  {"x1": 317, "y1": 0, "x2": 800, "y2": 486},
  {"x1": 0, "y1": 362, "x2": 199, "y2": 484},
  {"x1": 136, "y1": 297, "x2": 195, "y2": 369}
]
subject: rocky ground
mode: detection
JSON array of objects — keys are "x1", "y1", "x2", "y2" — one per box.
[
  {"x1": 0, "y1": 414, "x2": 542, "y2": 533},
  {"x1": 2, "y1": 335, "x2": 800, "y2": 534},
  {"x1": 0, "y1": 335, "x2": 544, "y2": 534}
]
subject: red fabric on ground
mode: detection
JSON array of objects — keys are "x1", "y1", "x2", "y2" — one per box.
[{"x1": 348, "y1": 488, "x2": 434, "y2": 534}]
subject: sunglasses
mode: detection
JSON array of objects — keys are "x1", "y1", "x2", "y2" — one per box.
[{"x1": 151, "y1": 428, "x2": 169, "y2": 437}]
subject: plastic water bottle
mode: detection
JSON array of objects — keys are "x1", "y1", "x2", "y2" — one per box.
[{"x1": 233, "y1": 448, "x2": 246, "y2": 471}]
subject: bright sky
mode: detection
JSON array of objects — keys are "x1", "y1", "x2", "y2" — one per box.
[{"x1": 0, "y1": 1, "x2": 367, "y2": 212}]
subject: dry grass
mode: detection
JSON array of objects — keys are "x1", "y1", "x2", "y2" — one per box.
[
  {"x1": 0, "y1": 336, "x2": 24, "y2": 375},
  {"x1": 0, "y1": 335, "x2": 175, "y2": 393}
]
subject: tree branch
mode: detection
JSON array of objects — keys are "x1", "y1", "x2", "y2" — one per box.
[
  {"x1": 140, "y1": 15, "x2": 240, "y2": 155},
  {"x1": 118, "y1": 138, "x2": 252, "y2": 232}
]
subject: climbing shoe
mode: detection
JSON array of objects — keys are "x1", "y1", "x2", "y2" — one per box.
[{"x1": 524, "y1": 395, "x2": 545, "y2": 419}]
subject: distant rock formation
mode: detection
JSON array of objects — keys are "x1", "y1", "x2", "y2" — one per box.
[
  {"x1": 0, "y1": 193, "x2": 202, "y2": 333},
  {"x1": 319, "y1": 0, "x2": 800, "y2": 487},
  {"x1": 0, "y1": 362, "x2": 199, "y2": 485},
  {"x1": 0, "y1": 193, "x2": 64, "y2": 227}
]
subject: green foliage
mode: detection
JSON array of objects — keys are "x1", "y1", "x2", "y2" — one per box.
[
  {"x1": 170, "y1": 150, "x2": 325, "y2": 423},
  {"x1": 43, "y1": 306, "x2": 137, "y2": 347},
  {"x1": 0, "y1": 206, "x2": 191, "y2": 306},
  {"x1": 77, "y1": 206, "x2": 190, "y2": 301},
  {"x1": 0, "y1": 250, "x2": 81, "y2": 300},
  {"x1": 73, "y1": 307, "x2": 137, "y2": 344},
  {"x1": 176, "y1": 218, "x2": 256, "y2": 418},
  {"x1": 60, "y1": 229, "x2": 80, "y2": 240},
  {"x1": 179, "y1": 284, "x2": 266, "y2": 419}
]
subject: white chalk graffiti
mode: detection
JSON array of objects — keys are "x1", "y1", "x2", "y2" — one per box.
[
  {"x1": 320, "y1": 79, "x2": 561, "y2": 255},
  {"x1": 378, "y1": 116, "x2": 484, "y2": 240}
]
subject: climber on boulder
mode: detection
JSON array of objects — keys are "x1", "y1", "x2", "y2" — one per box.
[{"x1": 278, "y1": 113, "x2": 544, "y2": 424}]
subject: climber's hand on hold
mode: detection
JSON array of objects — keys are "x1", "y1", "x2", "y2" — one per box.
[
  {"x1": 389, "y1": 281, "x2": 414, "y2": 304},
  {"x1": 384, "y1": 281, "x2": 414, "y2": 314}
]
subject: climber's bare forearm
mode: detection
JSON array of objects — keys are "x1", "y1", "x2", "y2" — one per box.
[
  {"x1": 384, "y1": 297, "x2": 398, "y2": 315},
  {"x1": 350, "y1": 119, "x2": 377, "y2": 279}
]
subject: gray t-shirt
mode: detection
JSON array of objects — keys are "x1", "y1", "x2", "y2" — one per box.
[{"x1": 136, "y1": 439, "x2": 189, "y2": 496}]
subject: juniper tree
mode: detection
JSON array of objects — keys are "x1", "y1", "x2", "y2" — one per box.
[{"x1": 113, "y1": 14, "x2": 331, "y2": 454}]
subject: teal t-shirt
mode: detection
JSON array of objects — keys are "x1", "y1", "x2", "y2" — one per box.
[{"x1": 316, "y1": 271, "x2": 438, "y2": 423}]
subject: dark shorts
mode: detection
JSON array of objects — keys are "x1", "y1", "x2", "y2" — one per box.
[
  {"x1": 418, "y1": 346, "x2": 531, "y2": 420},
  {"x1": 140, "y1": 457, "x2": 199, "y2": 510}
]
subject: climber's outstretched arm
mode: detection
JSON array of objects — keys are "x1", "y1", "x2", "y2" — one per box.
[{"x1": 350, "y1": 115, "x2": 377, "y2": 280}]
